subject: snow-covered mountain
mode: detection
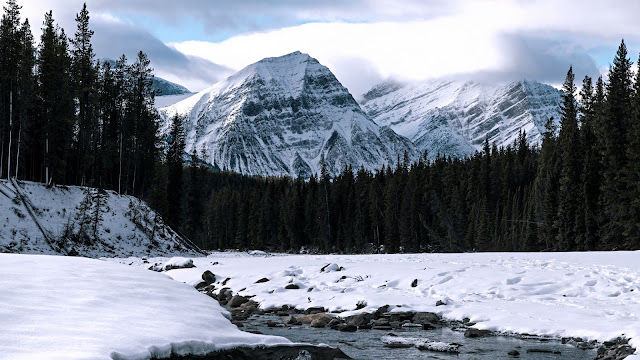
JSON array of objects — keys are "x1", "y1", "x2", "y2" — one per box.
[
  {"x1": 0, "y1": 179, "x2": 199, "y2": 257},
  {"x1": 361, "y1": 79, "x2": 563, "y2": 158},
  {"x1": 153, "y1": 77, "x2": 191, "y2": 96},
  {"x1": 160, "y1": 52, "x2": 417, "y2": 177}
]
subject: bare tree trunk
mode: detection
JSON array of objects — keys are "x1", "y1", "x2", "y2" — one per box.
[
  {"x1": 118, "y1": 133, "x2": 122, "y2": 194},
  {"x1": 1, "y1": 139, "x2": 4, "y2": 179},
  {"x1": 15, "y1": 123, "x2": 20, "y2": 179},
  {"x1": 7, "y1": 90, "x2": 12, "y2": 181}
]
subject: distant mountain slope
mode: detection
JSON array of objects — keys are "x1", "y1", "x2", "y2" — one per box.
[
  {"x1": 160, "y1": 51, "x2": 418, "y2": 177},
  {"x1": 0, "y1": 179, "x2": 199, "y2": 258},
  {"x1": 362, "y1": 79, "x2": 562, "y2": 158},
  {"x1": 152, "y1": 77, "x2": 191, "y2": 96}
]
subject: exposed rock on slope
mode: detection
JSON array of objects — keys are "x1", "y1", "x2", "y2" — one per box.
[
  {"x1": 160, "y1": 52, "x2": 417, "y2": 177},
  {"x1": 362, "y1": 79, "x2": 562, "y2": 158}
]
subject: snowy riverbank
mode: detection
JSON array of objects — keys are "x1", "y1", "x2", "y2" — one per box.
[
  {"x1": 0, "y1": 254, "x2": 296, "y2": 360},
  {"x1": 114, "y1": 251, "x2": 640, "y2": 358}
]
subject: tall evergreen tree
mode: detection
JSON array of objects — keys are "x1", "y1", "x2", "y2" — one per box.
[
  {"x1": 0, "y1": 0, "x2": 22, "y2": 179},
  {"x1": 578, "y1": 76, "x2": 600, "y2": 250},
  {"x1": 555, "y1": 67, "x2": 581, "y2": 250},
  {"x1": 166, "y1": 114, "x2": 185, "y2": 227},
  {"x1": 622, "y1": 52, "x2": 640, "y2": 248},
  {"x1": 600, "y1": 40, "x2": 634, "y2": 248},
  {"x1": 70, "y1": 3, "x2": 98, "y2": 185},
  {"x1": 36, "y1": 11, "x2": 74, "y2": 184}
]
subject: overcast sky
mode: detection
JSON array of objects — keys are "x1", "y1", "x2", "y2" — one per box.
[{"x1": 11, "y1": 0, "x2": 640, "y2": 95}]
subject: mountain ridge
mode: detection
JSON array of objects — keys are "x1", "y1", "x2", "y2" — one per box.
[
  {"x1": 160, "y1": 51, "x2": 418, "y2": 177},
  {"x1": 362, "y1": 78, "x2": 563, "y2": 158}
]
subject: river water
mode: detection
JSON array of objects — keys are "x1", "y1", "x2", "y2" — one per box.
[{"x1": 245, "y1": 315, "x2": 597, "y2": 359}]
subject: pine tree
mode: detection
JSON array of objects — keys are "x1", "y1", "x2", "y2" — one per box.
[
  {"x1": 600, "y1": 40, "x2": 634, "y2": 248},
  {"x1": 555, "y1": 66, "x2": 581, "y2": 250},
  {"x1": 0, "y1": 0, "x2": 22, "y2": 179},
  {"x1": 36, "y1": 11, "x2": 74, "y2": 184},
  {"x1": 166, "y1": 114, "x2": 185, "y2": 227},
  {"x1": 70, "y1": 3, "x2": 98, "y2": 185},
  {"x1": 578, "y1": 76, "x2": 600, "y2": 250},
  {"x1": 622, "y1": 52, "x2": 640, "y2": 248}
]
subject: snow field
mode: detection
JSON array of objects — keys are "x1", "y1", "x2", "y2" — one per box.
[
  {"x1": 129, "y1": 251, "x2": 640, "y2": 357},
  {"x1": 0, "y1": 254, "x2": 291, "y2": 360}
]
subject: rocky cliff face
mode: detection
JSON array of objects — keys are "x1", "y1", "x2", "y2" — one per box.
[
  {"x1": 160, "y1": 52, "x2": 417, "y2": 177},
  {"x1": 362, "y1": 79, "x2": 562, "y2": 158}
]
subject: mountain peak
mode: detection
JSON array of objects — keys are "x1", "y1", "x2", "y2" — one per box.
[{"x1": 160, "y1": 53, "x2": 417, "y2": 177}]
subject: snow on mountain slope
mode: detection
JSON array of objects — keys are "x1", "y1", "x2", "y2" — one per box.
[
  {"x1": 160, "y1": 52, "x2": 417, "y2": 177},
  {"x1": 362, "y1": 79, "x2": 562, "y2": 158},
  {"x1": 152, "y1": 77, "x2": 191, "y2": 96},
  {"x1": 0, "y1": 179, "x2": 198, "y2": 258}
]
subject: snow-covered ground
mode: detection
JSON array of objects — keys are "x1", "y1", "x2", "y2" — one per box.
[
  {"x1": 0, "y1": 253, "x2": 291, "y2": 360},
  {"x1": 114, "y1": 251, "x2": 640, "y2": 358}
]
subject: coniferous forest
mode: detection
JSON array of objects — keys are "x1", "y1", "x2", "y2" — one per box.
[{"x1": 2, "y1": 0, "x2": 640, "y2": 253}]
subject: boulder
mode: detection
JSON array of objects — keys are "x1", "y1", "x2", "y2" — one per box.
[
  {"x1": 266, "y1": 320, "x2": 281, "y2": 328},
  {"x1": 297, "y1": 313, "x2": 332, "y2": 325},
  {"x1": 422, "y1": 323, "x2": 436, "y2": 330},
  {"x1": 508, "y1": 350, "x2": 520, "y2": 356},
  {"x1": 284, "y1": 315, "x2": 301, "y2": 325},
  {"x1": 436, "y1": 300, "x2": 447, "y2": 306},
  {"x1": 227, "y1": 295, "x2": 250, "y2": 308},
  {"x1": 339, "y1": 324, "x2": 358, "y2": 332},
  {"x1": 255, "y1": 277, "x2": 269, "y2": 283},
  {"x1": 375, "y1": 305, "x2": 390, "y2": 317},
  {"x1": 387, "y1": 311, "x2": 414, "y2": 322},
  {"x1": 285, "y1": 284, "x2": 300, "y2": 290},
  {"x1": 411, "y1": 279, "x2": 418, "y2": 287},
  {"x1": 310, "y1": 314, "x2": 333, "y2": 328},
  {"x1": 346, "y1": 312, "x2": 374, "y2": 327},
  {"x1": 328, "y1": 319, "x2": 343, "y2": 329},
  {"x1": 305, "y1": 306, "x2": 325, "y2": 314},
  {"x1": 202, "y1": 270, "x2": 216, "y2": 284},
  {"x1": 412, "y1": 312, "x2": 440, "y2": 324},
  {"x1": 217, "y1": 288, "x2": 233, "y2": 305},
  {"x1": 464, "y1": 329, "x2": 492, "y2": 338},
  {"x1": 371, "y1": 319, "x2": 390, "y2": 327}
]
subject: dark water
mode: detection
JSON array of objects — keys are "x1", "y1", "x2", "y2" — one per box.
[{"x1": 245, "y1": 315, "x2": 597, "y2": 360}]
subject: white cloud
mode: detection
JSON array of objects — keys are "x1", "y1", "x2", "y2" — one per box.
[{"x1": 169, "y1": 0, "x2": 638, "y2": 94}]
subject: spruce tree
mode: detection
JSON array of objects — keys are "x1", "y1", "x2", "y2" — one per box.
[
  {"x1": 0, "y1": 0, "x2": 22, "y2": 179},
  {"x1": 166, "y1": 114, "x2": 185, "y2": 227},
  {"x1": 556, "y1": 66, "x2": 581, "y2": 251},
  {"x1": 578, "y1": 76, "x2": 600, "y2": 250},
  {"x1": 70, "y1": 3, "x2": 98, "y2": 185},
  {"x1": 622, "y1": 52, "x2": 640, "y2": 248},
  {"x1": 36, "y1": 11, "x2": 74, "y2": 184},
  {"x1": 600, "y1": 40, "x2": 634, "y2": 248}
]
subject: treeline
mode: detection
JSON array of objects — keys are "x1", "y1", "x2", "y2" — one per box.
[
  {"x1": 0, "y1": 1, "x2": 158, "y2": 197},
  {"x1": 173, "y1": 40, "x2": 640, "y2": 253}
]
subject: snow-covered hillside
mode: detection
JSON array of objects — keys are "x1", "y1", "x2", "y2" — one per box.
[
  {"x1": 160, "y1": 51, "x2": 417, "y2": 177},
  {"x1": 0, "y1": 179, "x2": 198, "y2": 258},
  {"x1": 119, "y1": 251, "x2": 640, "y2": 358},
  {"x1": 362, "y1": 79, "x2": 562, "y2": 158}
]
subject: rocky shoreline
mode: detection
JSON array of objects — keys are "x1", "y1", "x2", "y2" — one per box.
[
  {"x1": 192, "y1": 269, "x2": 636, "y2": 359},
  {"x1": 154, "y1": 345, "x2": 351, "y2": 360}
]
